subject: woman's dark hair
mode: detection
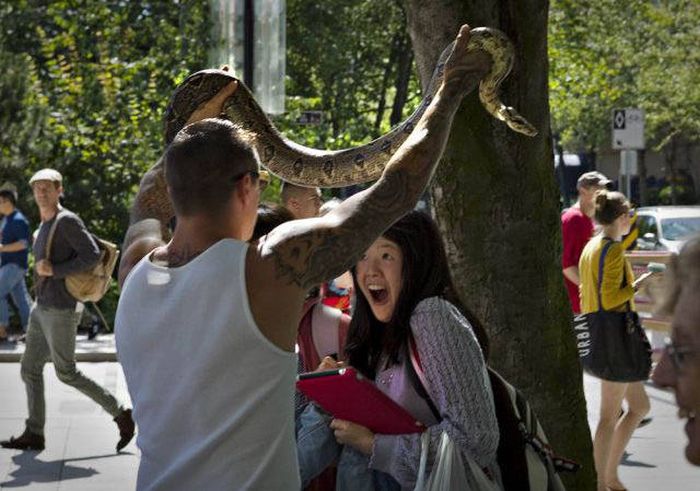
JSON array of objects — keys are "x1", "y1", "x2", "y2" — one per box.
[
  {"x1": 345, "y1": 210, "x2": 489, "y2": 379},
  {"x1": 594, "y1": 190, "x2": 630, "y2": 225},
  {"x1": 251, "y1": 204, "x2": 294, "y2": 241}
]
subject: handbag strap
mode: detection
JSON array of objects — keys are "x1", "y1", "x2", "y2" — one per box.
[{"x1": 596, "y1": 237, "x2": 632, "y2": 312}]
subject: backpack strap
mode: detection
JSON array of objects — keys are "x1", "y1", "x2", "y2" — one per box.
[
  {"x1": 513, "y1": 385, "x2": 580, "y2": 474},
  {"x1": 406, "y1": 336, "x2": 441, "y2": 422},
  {"x1": 311, "y1": 303, "x2": 342, "y2": 359},
  {"x1": 44, "y1": 209, "x2": 67, "y2": 262}
]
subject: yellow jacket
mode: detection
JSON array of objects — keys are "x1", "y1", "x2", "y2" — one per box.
[{"x1": 579, "y1": 235, "x2": 636, "y2": 313}]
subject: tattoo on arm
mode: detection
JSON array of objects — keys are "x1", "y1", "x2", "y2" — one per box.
[{"x1": 266, "y1": 72, "x2": 481, "y2": 291}]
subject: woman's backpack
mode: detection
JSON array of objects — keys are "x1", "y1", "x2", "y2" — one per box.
[{"x1": 407, "y1": 338, "x2": 578, "y2": 491}]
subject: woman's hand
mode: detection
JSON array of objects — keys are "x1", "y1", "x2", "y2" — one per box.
[
  {"x1": 315, "y1": 356, "x2": 345, "y2": 372},
  {"x1": 330, "y1": 419, "x2": 375, "y2": 455}
]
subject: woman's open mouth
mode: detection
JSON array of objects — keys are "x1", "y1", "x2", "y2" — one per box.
[{"x1": 367, "y1": 285, "x2": 389, "y2": 304}]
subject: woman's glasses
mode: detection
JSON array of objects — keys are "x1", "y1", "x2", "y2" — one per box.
[{"x1": 665, "y1": 341, "x2": 699, "y2": 372}]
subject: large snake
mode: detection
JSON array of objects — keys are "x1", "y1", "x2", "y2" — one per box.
[{"x1": 164, "y1": 27, "x2": 537, "y2": 188}]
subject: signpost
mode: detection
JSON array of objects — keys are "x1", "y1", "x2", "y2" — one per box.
[{"x1": 612, "y1": 108, "x2": 645, "y2": 198}]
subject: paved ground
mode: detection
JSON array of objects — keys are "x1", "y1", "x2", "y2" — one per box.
[
  {"x1": 0, "y1": 358, "x2": 696, "y2": 489},
  {"x1": 0, "y1": 362, "x2": 137, "y2": 490}
]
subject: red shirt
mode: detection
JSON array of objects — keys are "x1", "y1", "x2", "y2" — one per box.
[{"x1": 561, "y1": 207, "x2": 593, "y2": 313}]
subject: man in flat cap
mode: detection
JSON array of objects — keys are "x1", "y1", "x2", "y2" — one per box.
[{"x1": 1, "y1": 168, "x2": 134, "y2": 452}]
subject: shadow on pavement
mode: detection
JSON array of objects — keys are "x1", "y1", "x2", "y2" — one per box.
[
  {"x1": 620, "y1": 451, "x2": 657, "y2": 468},
  {"x1": 1, "y1": 451, "x2": 133, "y2": 488}
]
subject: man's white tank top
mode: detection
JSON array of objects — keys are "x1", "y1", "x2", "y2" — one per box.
[{"x1": 115, "y1": 239, "x2": 299, "y2": 490}]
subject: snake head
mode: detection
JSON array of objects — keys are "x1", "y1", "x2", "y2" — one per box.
[{"x1": 501, "y1": 106, "x2": 538, "y2": 137}]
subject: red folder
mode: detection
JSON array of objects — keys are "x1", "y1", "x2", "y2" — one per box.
[{"x1": 296, "y1": 367, "x2": 426, "y2": 434}]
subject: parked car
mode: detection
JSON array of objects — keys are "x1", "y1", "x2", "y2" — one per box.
[{"x1": 635, "y1": 206, "x2": 700, "y2": 253}]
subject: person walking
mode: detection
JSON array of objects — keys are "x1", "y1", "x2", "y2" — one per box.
[
  {"x1": 0, "y1": 188, "x2": 32, "y2": 342},
  {"x1": 561, "y1": 171, "x2": 611, "y2": 314},
  {"x1": 579, "y1": 190, "x2": 654, "y2": 491},
  {"x1": 1, "y1": 168, "x2": 134, "y2": 452}
]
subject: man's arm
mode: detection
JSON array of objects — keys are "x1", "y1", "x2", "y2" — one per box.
[
  {"x1": 562, "y1": 266, "x2": 580, "y2": 286},
  {"x1": 261, "y1": 25, "x2": 491, "y2": 291},
  {"x1": 0, "y1": 241, "x2": 28, "y2": 253}
]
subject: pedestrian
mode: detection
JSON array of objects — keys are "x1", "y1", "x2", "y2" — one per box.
[
  {"x1": 579, "y1": 190, "x2": 655, "y2": 491},
  {"x1": 0, "y1": 168, "x2": 134, "y2": 453},
  {"x1": 0, "y1": 188, "x2": 32, "y2": 342},
  {"x1": 652, "y1": 234, "x2": 700, "y2": 466},
  {"x1": 115, "y1": 24, "x2": 490, "y2": 490},
  {"x1": 281, "y1": 182, "x2": 323, "y2": 219},
  {"x1": 561, "y1": 171, "x2": 611, "y2": 314}
]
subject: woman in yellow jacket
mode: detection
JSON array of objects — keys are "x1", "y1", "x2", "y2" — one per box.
[{"x1": 579, "y1": 190, "x2": 652, "y2": 491}]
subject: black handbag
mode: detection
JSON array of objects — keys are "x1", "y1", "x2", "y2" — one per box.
[{"x1": 572, "y1": 238, "x2": 652, "y2": 382}]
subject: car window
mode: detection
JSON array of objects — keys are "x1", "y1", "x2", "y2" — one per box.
[
  {"x1": 637, "y1": 215, "x2": 656, "y2": 238},
  {"x1": 660, "y1": 216, "x2": 700, "y2": 241}
]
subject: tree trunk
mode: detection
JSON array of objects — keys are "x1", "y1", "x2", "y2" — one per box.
[
  {"x1": 374, "y1": 35, "x2": 399, "y2": 135},
  {"x1": 402, "y1": 1, "x2": 595, "y2": 489},
  {"x1": 389, "y1": 31, "x2": 413, "y2": 127}
]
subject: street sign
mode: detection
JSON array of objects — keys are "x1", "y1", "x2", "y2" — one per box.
[
  {"x1": 612, "y1": 108, "x2": 645, "y2": 150},
  {"x1": 298, "y1": 111, "x2": 323, "y2": 125}
]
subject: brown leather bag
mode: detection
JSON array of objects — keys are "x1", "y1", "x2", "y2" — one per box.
[{"x1": 45, "y1": 211, "x2": 118, "y2": 303}]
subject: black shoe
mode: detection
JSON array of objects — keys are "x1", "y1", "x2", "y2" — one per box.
[
  {"x1": 0, "y1": 429, "x2": 45, "y2": 450},
  {"x1": 114, "y1": 409, "x2": 135, "y2": 452},
  {"x1": 638, "y1": 417, "x2": 653, "y2": 428}
]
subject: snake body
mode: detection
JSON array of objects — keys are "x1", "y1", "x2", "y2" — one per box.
[{"x1": 164, "y1": 27, "x2": 537, "y2": 188}]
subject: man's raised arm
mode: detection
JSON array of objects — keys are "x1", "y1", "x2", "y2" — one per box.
[{"x1": 261, "y1": 25, "x2": 491, "y2": 290}]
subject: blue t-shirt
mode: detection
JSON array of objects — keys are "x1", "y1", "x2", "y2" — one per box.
[{"x1": 1, "y1": 209, "x2": 31, "y2": 269}]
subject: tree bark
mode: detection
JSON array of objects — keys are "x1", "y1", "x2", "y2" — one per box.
[{"x1": 402, "y1": 1, "x2": 595, "y2": 489}]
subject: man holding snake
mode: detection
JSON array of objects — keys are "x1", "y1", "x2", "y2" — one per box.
[{"x1": 115, "y1": 25, "x2": 492, "y2": 490}]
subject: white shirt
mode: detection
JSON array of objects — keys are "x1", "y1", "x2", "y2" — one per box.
[{"x1": 116, "y1": 239, "x2": 299, "y2": 490}]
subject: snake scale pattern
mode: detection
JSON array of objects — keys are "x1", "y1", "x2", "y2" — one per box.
[{"x1": 164, "y1": 27, "x2": 537, "y2": 188}]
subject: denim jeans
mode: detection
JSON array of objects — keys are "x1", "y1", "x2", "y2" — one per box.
[
  {"x1": 20, "y1": 304, "x2": 124, "y2": 435},
  {"x1": 0, "y1": 263, "x2": 31, "y2": 331},
  {"x1": 296, "y1": 404, "x2": 400, "y2": 491}
]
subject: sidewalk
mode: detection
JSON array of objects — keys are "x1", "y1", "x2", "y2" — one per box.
[
  {"x1": 0, "y1": 362, "x2": 137, "y2": 490},
  {"x1": 0, "y1": 334, "x2": 117, "y2": 363},
  {"x1": 0, "y1": 361, "x2": 696, "y2": 489},
  {"x1": 583, "y1": 373, "x2": 697, "y2": 489}
]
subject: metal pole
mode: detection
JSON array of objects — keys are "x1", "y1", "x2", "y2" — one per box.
[{"x1": 244, "y1": 0, "x2": 255, "y2": 88}]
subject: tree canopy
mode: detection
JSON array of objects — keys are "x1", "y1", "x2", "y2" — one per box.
[{"x1": 549, "y1": 0, "x2": 700, "y2": 153}]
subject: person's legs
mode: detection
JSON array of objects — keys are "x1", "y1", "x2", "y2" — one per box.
[
  {"x1": 0, "y1": 264, "x2": 18, "y2": 338},
  {"x1": 9, "y1": 271, "x2": 32, "y2": 331},
  {"x1": 605, "y1": 382, "x2": 650, "y2": 489},
  {"x1": 0, "y1": 296, "x2": 9, "y2": 339},
  {"x1": 20, "y1": 306, "x2": 51, "y2": 435},
  {"x1": 43, "y1": 306, "x2": 123, "y2": 417},
  {"x1": 336, "y1": 446, "x2": 376, "y2": 491},
  {"x1": 593, "y1": 380, "x2": 627, "y2": 491},
  {"x1": 296, "y1": 404, "x2": 342, "y2": 486}
]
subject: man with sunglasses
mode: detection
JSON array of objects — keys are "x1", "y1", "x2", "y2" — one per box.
[
  {"x1": 115, "y1": 25, "x2": 490, "y2": 490},
  {"x1": 281, "y1": 182, "x2": 323, "y2": 220}
]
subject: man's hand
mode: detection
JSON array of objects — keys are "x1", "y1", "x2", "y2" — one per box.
[
  {"x1": 36, "y1": 259, "x2": 54, "y2": 277},
  {"x1": 330, "y1": 419, "x2": 375, "y2": 455},
  {"x1": 442, "y1": 24, "x2": 492, "y2": 96},
  {"x1": 185, "y1": 80, "x2": 238, "y2": 125}
]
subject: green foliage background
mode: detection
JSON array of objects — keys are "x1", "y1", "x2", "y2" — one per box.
[{"x1": 1, "y1": 0, "x2": 697, "y2": 325}]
